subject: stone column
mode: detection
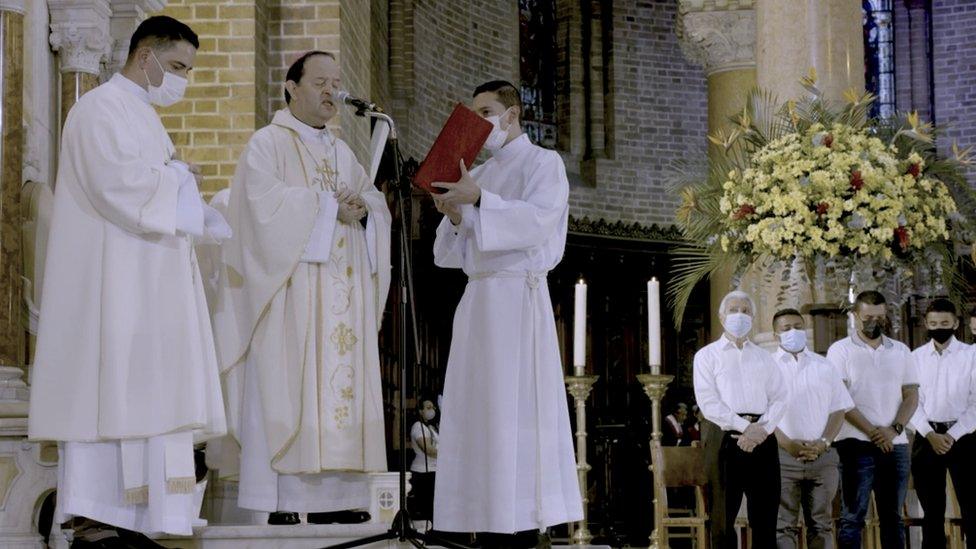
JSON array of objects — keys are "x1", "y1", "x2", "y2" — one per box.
[
  {"x1": 904, "y1": 0, "x2": 933, "y2": 120},
  {"x1": 756, "y1": 0, "x2": 865, "y2": 104},
  {"x1": 0, "y1": 4, "x2": 57, "y2": 548},
  {"x1": 0, "y1": 0, "x2": 27, "y2": 389},
  {"x1": 677, "y1": 2, "x2": 757, "y2": 336},
  {"x1": 746, "y1": 0, "x2": 865, "y2": 346},
  {"x1": 48, "y1": 0, "x2": 111, "y2": 129}
]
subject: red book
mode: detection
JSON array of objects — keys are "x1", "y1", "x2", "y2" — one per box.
[{"x1": 413, "y1": 103, "x2": 493, "y2": 194}]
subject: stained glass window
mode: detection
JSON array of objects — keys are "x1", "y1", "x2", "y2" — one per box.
[
  {"x1": 519, "y1": 0, "x2": 558, "y2": 149},
  {"x1": 864, "y1": 0, "x2": 896, "y2": 119}
]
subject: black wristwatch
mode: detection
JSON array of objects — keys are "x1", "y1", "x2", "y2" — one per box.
[{"x1": 891, "y1": 422, "x2": 904, "y2": 435}]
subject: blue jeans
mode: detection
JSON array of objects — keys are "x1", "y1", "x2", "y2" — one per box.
[{"x1": 835, "y1": 440, "x2": 910, "y2": 549}]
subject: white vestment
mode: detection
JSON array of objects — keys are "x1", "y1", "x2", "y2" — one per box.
[
  {"x1": 214, "y1": 109, "x2": 391, "y2": 512},
  {"x1": 431, "y1": 134, "x2": 583, "y2": 533},
  {"x1": 28, "y1": 74, "x2": 226, "y2": 536}
]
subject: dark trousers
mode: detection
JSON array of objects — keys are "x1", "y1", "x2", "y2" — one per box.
[
  {"x1": 409, "y1": 471, "x2": 435, "y2": 521},
  {"x1": 705, "y1": 425, "x2": 781, "y2": 549},
  {"x1": 912, "y1": 431, "x2": 976, "y2": 549},
  {"x1": 836, "y1": 439, "x2": 910, "y2": 549}
]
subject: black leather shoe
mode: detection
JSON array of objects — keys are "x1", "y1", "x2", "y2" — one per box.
[
  {"x1": 268, "y1": 511, "x2": 301, "y2": 525},
  {"x1": 307, "y1": 510, "x2": 370, "y2": 524}
]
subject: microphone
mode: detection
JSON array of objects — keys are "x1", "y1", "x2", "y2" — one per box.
[{"x1": 335, "y1": 90, "x2": 379, "y2": 112}]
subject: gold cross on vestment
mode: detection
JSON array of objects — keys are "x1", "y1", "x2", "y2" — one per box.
[{"x1": 316, "y1": 159, "x2": 339, "y2": 192}]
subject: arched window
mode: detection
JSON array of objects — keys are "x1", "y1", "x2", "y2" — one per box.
[{"x1": 864, "y1": 0, "x2": 896, "y2": 119}]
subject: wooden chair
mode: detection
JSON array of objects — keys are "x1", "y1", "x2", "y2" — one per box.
[{"x1": 661, "y1": 446, "x2": 709, "y2": 548}]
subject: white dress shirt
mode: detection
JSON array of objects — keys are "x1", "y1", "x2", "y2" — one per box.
[
  {"x1": 910, "y1": 337, "x2": 976, "y2": 440},
  {"x1": 773, "y1": 347, "x2": 854, "y2": 441},
  {"x1": 693, "y1": 336, "x2": 788, "y2": 434},
  {"x1": 827, "y1": 334, "x2": 920, "y2": 445}
]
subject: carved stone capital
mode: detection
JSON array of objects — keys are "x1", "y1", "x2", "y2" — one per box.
[
  {"x1": 0, "y1": 0, "x2": 26, "y2": 14},
  {"x1": 48, "y1": 0, "x2": 112, "y2": 74},
  {"x1": 677, "y1": 8, "x2": 756, "y2": 76}
]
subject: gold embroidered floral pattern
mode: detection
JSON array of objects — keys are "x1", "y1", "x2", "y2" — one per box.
[{"x1": 331, "y1": 323, "x2": 358, "y2": 355}]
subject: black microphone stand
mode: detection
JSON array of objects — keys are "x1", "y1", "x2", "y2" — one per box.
[{"x1": 321, "y1": 107, "x2": 470, "y2": 549}]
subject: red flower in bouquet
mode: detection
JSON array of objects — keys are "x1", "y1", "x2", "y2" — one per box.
[
  {"x1": 850, "y1": 170, "x2": 864, "y2": 191},
  {"x1": 894, "y1": 226, "x2": 910, "y2": 250},
  {"x1": 816, "y1": 202, "x2": 830, "y2": 216},
  {"x1": 732, "y1": 204, "x2": 755, "y2": 220},
  {"x1": 906, "y1": 163, "x2": 921, "y2": 178},
  {"x1": 823, "y1": 134, "x2": 834, "y2": 148}
]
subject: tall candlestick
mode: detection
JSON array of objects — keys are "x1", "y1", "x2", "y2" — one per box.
[
  {"x1": 573, "y1": 279, "x2": 587, "y2": 376},
  {"x1": 648, "y1": 278, "x2": 661, "y2": 375}
]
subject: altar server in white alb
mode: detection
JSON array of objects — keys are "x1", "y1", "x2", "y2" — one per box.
[
  {"x1": 27, "y1": 16, "x2": 229, "y2": 540},
  {"x1": 430, "y1": 80, "x2": 583, "y2": 542},
  {"x1": 214, "y1": 51, "x2": 391, "y2": 524}
]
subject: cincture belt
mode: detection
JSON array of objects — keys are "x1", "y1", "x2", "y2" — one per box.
[
  {"x1": 467, "y1": 270, "x2": 547, "y2": 289},
  {"x1": 738, "y1": 413, "x2": 762, "y2": 422},
  {"x1": 930, "y1": 421, "x2": 957, "y2": 434}
]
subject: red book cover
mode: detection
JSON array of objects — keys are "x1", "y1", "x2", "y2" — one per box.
[{"x1": 413, "y1": 103, "x2": 493, "y2": 193}]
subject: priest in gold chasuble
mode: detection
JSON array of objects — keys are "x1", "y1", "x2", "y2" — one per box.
[{"x1": 214, "y1": 51, "x2": 392, "y2": 519}]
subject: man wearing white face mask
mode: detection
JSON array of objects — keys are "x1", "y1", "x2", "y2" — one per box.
[
  {"x1": 693, "y1": 290, "x2": 788, "y2": 548},
  {"x1": 28, "y1": 16, "x2": 228, "y2": 542},
  {"x1": 429, "y1": 80, "x2": 582, "y2": 545},
  {"x1": 770, "y1": 309, "x2": 853, "y2": 549}
]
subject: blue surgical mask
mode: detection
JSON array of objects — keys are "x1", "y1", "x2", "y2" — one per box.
[
  {"x1": 723, "y1": 313, "x2": 752, "y2": 338},
  {"x1": 779, "y1": 328, "x2": 807, "y2": 353}
]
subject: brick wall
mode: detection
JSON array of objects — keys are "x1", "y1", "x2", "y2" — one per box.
[
  {"x1": 567, "y1": 0, "x2": 707, "y2": 225},
  {"x1": 153, "y1": 0, "x2": 707, "y2": 221},
  {"x1": 158, "y1": 0, "x2": 259, "y2": 194},
  {"x1": 389, "y1": 0, "x2": 519, "y2": 163},
  {"x1": 933, "y1": 0, "x2": 976, "y2": 183}
]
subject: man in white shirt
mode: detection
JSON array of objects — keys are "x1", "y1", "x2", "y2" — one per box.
[
  {"x1": 430, "y1": 80, "x2": 583, "y2": 546},
  {"x1": 826, "y1": 290, "x2": 919, "y2": 549},
  {"x1": 771, "y1": 309, "x2": 854, "y2": 549},
  {"x1": 909, "y1": 298, "x2": 976, "y2": 549},
  {"x1": 693, "y1": 290, "x2": 788, "y2": 548}
]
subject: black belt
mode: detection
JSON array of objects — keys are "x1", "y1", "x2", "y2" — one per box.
[
  {"x1": 930, "y1": 421, "x2": 957, "y2": 434},
  {"x1": 739, "y1": 413, "x2": 762, "y2": 423}
]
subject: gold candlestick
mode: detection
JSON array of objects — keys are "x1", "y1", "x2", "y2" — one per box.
[
  {"x1": 565, "y1": 374, "x2": 598, "y2": 546},
  {"x1": 638, "y1": 373, "x2": 674, "y2": 549}
]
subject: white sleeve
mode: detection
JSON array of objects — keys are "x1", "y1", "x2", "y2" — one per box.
[
  {"x1": 433, "y1": 208, "x2": 473, "y2": 269},
  {"x1": 172, "y1": 161, "x2": 204, "y2": 237},
  {"x1": 301, "y1": 191, "x2": 339, "y2": 263},
  {"x1": 464, "y1": 154, "x2": 569, "y2": 252},
  {"x1": 693, "y1": 348, "x2": 750, "y2": 433}
]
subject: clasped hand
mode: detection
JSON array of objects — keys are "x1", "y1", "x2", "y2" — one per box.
[
  {"x1": 736, "y1": 423, "x2": 769, "y2": 453},
  {"x1": 335, "y1": 188, "x2": 366, "y2": 224}
]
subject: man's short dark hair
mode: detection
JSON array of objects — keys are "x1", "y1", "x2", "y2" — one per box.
[
  {"x1": 473, "y1": 80, "x2": 523, "y2": 121},
  {"x1": 926, "y1": 297, "x2": 957, "y2": 317},
  {"x1": 284, "y1": 50, "x2": 336, "y2": 104},
  {"x1": 127, "y1": 16, "x2": 199, "y2": 58},
  {"x1": 854, "y1": 290, "x2": 886, "y2": 311},
  {"x1": 772, "y1": 308, "x2": 803, "y2": 329}
]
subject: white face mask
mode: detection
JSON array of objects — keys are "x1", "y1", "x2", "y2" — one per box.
[
  {"x1": 144, "y1": 50, "x2": 188, "y2": 107},
  {"x1": 779, "y1": 328, "x2": 807, "y2": 353},
  {"x1": 483, "y1": 108, "x2": 513, "y2": 151},
  {"x1": 723, "y1": 312, "x2": 752, "y2": 338},
  {"x1": 421, "y1": 409, "x2": 436, "y2": 421}
]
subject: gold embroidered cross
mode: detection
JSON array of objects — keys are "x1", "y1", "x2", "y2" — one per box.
[
  {"x1": 330, "y1": 323, "x2": 359, "y2": 356},
  {"x1": 316, "y1": 160, "x2": 338, "y2": 191}
]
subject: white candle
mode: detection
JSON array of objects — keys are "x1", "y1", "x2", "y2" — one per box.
[
  {"x1": 573, "y1": 279, "x2": 587, "y2": 375},
  {"x1": 648, "y1": 278, "x2": 661, "y2": 374}
]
